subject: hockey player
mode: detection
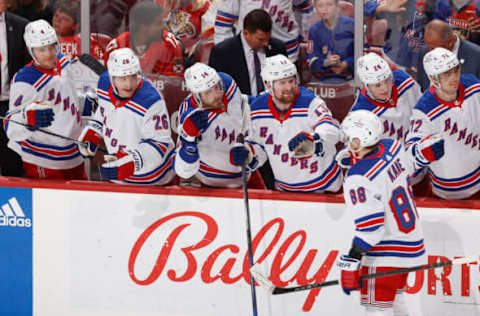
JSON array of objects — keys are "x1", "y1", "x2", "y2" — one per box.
[
  {"x1": 4, "y1": 19, "x2": 86, "y2": 179},
  {"x1": 406, "y1": 47, "x2": 480, "y2": 199},
  {"x1": 349, "y1": 53, "x2": 422, "y2": 145},
  {"x1": 214, "y1": 0, "x2": 313, "y2": 62},
  {"x1": 336, "y1": 110, "x2": 443, "y2": 316},
  {"x1": 234, "y1": 54, "x2": 343, "y2": 193},
  {"x1": 174, "y1": 62, "x2": 247, "y2": 188},
  {"x1": 78, "y1": 48, "x2": 175, "y2": 185}
]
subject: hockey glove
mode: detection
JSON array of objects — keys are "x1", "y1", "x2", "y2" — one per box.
[
  {"x1": 178, "y1": 137, "x2": 199, "y2": 164},
  {"x1": 337, "y1": 255, "x2": 362, "y2": 295},
  {"x1": 288, "y1": 132, "x2": 324, "y2": 158},
  {"x1": 181, "y1": 110, "x2": 209, "y2": 140},
  {"x1": 78, "y1": 120, "x2": 103, "y2": 158},
  {"x1": 413, "y1": 134, "x2": 445, "y2": 168},
  {"x1": 23, "y1": 101, "x2": 54, "y2": 128},
  {"x1": 100, "y1": 150, "x2": 143, "y2": 180},
  {"x1": 230, "y1": 143, "x2": 259, "y2": 171}
]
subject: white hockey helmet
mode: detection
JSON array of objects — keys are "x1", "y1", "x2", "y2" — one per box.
[
  {"x1": 341, "y1": 110, "x2": 382, "y2": 152},
  {"x1": 357, "y1": 53, "x2": 392, "y2": 85},
  {"x1": 107, "y1": 47, "x2": 142, "y2": 78},
  {"x1": 423, "y1": 47, "x2": 463, "y2": 82},
  {"x1": 261, "y1": 54, "x2": 297, "y2": 88},
  {"x1": 184, "y1": 62, "x2": 221, "y2": 94},
  {"x1": 24, "y1": 19, "x2": 58, "y2": 62}
]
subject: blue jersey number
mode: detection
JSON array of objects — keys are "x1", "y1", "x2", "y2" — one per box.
[
  {"x1": 389, "y1": 186, "x2": 418, "y2": 233},
  {"x1": 349, "y1": 187, "x2": 366, "y2": 205}
]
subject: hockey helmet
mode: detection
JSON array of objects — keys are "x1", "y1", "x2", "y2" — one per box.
[
  {"x1": 184, "y1": 63, "x2": 221, "y2": 94},
  {"x1": 24, "y1": 19, "x2": 58, "y2": 62},
  {"x1": 341, "y1": 110, "x2": 382, "y2": 152},
  {"x1": 423, "y1": 47, "x2": 463, "y2": 80},
  {"x1": 107, "y1": 47, "x2": 142, "y2": 78},
  {"x1": 357, "y1": 53, "x2": 392, "y2": 85},
  {"x1": 261, "y1": 54, "x2": 297, "y2": 87}
]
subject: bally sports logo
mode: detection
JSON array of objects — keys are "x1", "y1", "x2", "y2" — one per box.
[{"x1": 0, "y1": 197, "x2": 32, "y2": 228}]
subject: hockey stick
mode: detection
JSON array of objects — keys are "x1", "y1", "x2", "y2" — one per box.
[
  {"x1": 1, "y1": 116, "x2": 107, "y2": 153},
  {"x1": 251, "y1": 255, "x2": 479, "y2": 295},
  {"x1": 78, "y1": 53, "x2": 106, "y2": 76},
  {"x1": 238, "y1": 96, "x2": 259, "y2": 316}
]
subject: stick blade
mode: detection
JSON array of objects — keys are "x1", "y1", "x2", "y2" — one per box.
[{"x1": 250, "y1": 264, "x2": 275, "y2": 294}]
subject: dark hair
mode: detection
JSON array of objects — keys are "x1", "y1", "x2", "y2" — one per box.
[
  {"x1": 243, "y1": 9, "x2": 272, "y2": 33},
  {"x1": 129, "y1": 1, "x2": 164, "y2": 33},
  {"x1": 53, "y1": 0, "x2": 80, "y2": 24}
]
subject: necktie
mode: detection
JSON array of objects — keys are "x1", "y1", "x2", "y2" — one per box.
[{"x1": 253, "y1": 50, "x2": 264, "y2": 95}]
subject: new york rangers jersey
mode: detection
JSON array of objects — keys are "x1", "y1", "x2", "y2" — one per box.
[
  {"x1": 175, "y1": 72, "x2": 245, "y2": 188},
  {"x1": 94, "y1": 72, "x2": 175, "y2": 185},
  {"x1": 247, "y1": 86, "x2": 343, "y2": 193},
  {"x1": 4, "y1": 53, "x2": 84, "y2": 170},
  {"x1": 406, "y1": 74, "x2": 480, "y2": 199},
  {"x1": 344, "y1": 139, "x2": 425, "y2": 267},
  {"x1": 214, "y1": 0, "x2": 313, "y2": 61},
  {"x1": 350, "y1": 70, "x2": 421, "y2": 144}
]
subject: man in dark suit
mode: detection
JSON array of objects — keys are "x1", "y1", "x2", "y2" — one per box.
[
  {"x1": 0, "y1": 0, "x2": 30, "y2": 176},
  {"x1": 208, "y1": 9, "x2": 288, "y2": 96},
  {"x1": 417, "y1": 19, "x2": 480, "y2": 91}
]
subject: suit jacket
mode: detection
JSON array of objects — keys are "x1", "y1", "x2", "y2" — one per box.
[
  {"x1": 5, "y1": 12, "x2": 30, "y2": 84},
  {"x1": 417, "y1": 38, "x2": 480, "y2": 91},
  {"x1": 208, "y1": 34, "x2": 288, "y2": 95}
]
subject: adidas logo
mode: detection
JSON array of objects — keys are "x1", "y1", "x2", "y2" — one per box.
[{"x1": 0, "y1": 197, "x2": 32, "y2": 228}]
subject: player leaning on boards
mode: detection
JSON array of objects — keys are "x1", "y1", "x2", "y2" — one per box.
[
  {"x1": 4, "y1": 19, "x2": 89, "y2": 179},
  {"x1": 406, "y1": 47, "x2": 480, "y2": 199},
  {"x1": 233, "y1": 54, "x2": 343, "y2": 193},
  {"x1": 336, "y1": 110, "x2": 444, "y2": 316},
  {"x1": 174, "y1": 63, "x2": 248, "y2": 188},
  {"x1": 78, "y1": 48, "x2": 175, "y2": 185}
]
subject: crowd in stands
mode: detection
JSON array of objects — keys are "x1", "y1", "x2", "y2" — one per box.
[{"x1": 2, "y1": 0, "x2": 480, "y2": 200}]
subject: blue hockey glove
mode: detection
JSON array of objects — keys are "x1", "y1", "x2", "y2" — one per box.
[{"x1": 288, "y1": 132, "x2": 324, "y2": 158}]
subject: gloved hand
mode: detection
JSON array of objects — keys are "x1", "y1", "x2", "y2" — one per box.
[
  {"x1": 181, "y1": 110, "x2": 209, "y2": 139},
  {"x1": 178, "y1": 137, "x2": 199, "y2": 163},
  {"x1": 78, "y1": 120, "x2": 103, "y2": 158},
  {"x1": 23, "y1": 101, "x2": 54, "y2": 128},
  {"x1": 337, "y1": 255, "x2": 362, "y2": 295},
  {"x1": 100, "y1": 150, "x2": 142, "y2": 180},
  {"x1": 288, "y1": 132, "x2": 324, "y2": 158},
  {"x1": 413, "y1": 134, "x2": 445, "y2": 168},
  {"x1": 230, "y1": 144, "x2": 250, "y2": 166}
]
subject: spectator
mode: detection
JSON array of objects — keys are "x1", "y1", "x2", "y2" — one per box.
[
  {"x1": 407, "y1": 47, "x2": 480, "y2": 199},
  {"x1": 209, "y1": 9, "x2": 287, "y2": 96},
  {"x1": 104, "y1": 1, "x2": 185, "y2": 77},
  {"x1": 446, "y1": 0, "x2": 480, "y2": 44},
  {"x1": 365, "y1": 0, "x2": 452, "y2": 71},
  {"x1": 306, "y1": 0, "x2": 354, "y2": 82},
  {"x1": 4, "y1": 19, "x2": 88, "y2": 179},
  {"x1": 417, "y1": 19, "x2": 480, "y2": 90},
  {"x1": 0, "y1": 0, "x2": 30, "y2": 177},
  {"x1": 78, "y1": 48, "x2": 176, "y2": 185},
  {"x1": 237, "y1": 54, "x2": 343, "y2": 193},
  {"x1": 9, "y1": 0, "x2": 53, "y2": 22},
  {"x1": 175, "y1": 63, "x2": 248, "y2": 188},
  {"x1": 51, "y1": 0, "x2": 104, "y2": 60},
  {"x1": 160, "y1": 0, "x2": 216, "y2": 63},
  {"x1": 214, "y1": 0, "x2": 313, "y2": 62}
]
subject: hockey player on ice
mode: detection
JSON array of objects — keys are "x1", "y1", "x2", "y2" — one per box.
[
  {"x1": 78, "y1": 48, "x2": 176, "y2": 185},
  {"x1": 4, "y1": 19, "x2": 87, "y2": 179},
  {"x1": 406, "y1": 47, "x2": 480, "y2": 199},
  {"x1": 175, "y1": 62, "x2": 248, "y2": 188},
  {"x1": 336, "y1": 110, "x2": 444, "y2": 316},
  {"x1": 234, "y1": 54, "x2": 343, "y2": 193}
]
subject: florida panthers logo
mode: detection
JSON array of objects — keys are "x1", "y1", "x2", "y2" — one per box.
[{"x1": 166, "y1": 10, "x2": 196, "y2": 38}]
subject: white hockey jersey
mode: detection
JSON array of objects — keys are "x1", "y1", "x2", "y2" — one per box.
[
  {"x1": 4, "y1": 53, "x2": 84, "y2": 170},
  {"x1": 175, "y1": 72, "x2": 246, "y2": 188},
  {"x1": 94, "y1": 72, "x2": 175, "y2": 185},
  {"x1": 406, "y1": 74, "x2": 480, "y2": 199},
  {"x1": 343, "y1": 139, "x2": 425, "y2": 268},
  {"x1": 247, "y1": 86, "x2": 343, "y2": 193},
  {"x1": 350, "y1": 70, "x2": 422, "y2": 145},
  {"x1": 214, "y1": 0, "x2": 313, "y2": 62}
]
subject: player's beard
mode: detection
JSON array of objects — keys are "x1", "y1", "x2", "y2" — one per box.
[
  {"x1": 276, "y1": 88, "x2": 296, "y2": 104},
  {"x1": 202, "y1": 97, "x2": 223, "y2": 110}
]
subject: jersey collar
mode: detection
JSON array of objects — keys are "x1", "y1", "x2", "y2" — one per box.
[
  {"x1": 267, "y1": 88, "x2": 300, "y2": 123},
  {"x1": 108, "y1": 80, "x2": 144, "y2": 108},
  {"x1": 430, "y1": 83, "x2": 465, "y2": 108},
  {"x1": 29, "y1": 58, "x2": 62, "y2": 76},
  {"x1": 361, "y1": 143, "x2": 385, "y2": 160},
  {"x1": 361, "y1": 85, "x2": 398, "y2": 108}
]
